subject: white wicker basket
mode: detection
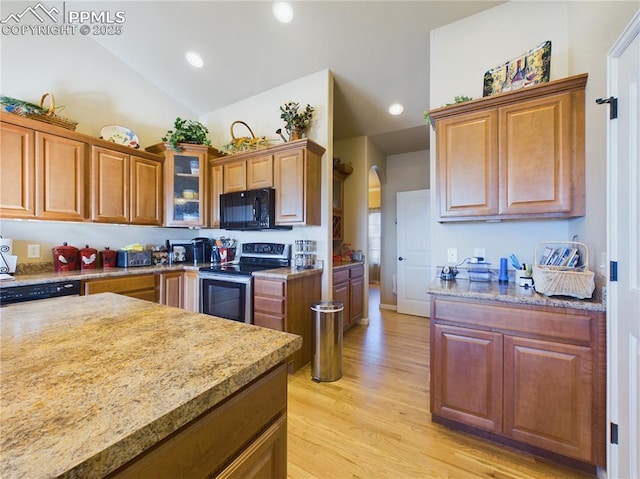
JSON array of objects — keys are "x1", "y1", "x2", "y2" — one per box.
[{"x1": 532, "y1": 241, "x2": 595, "y2": 299}]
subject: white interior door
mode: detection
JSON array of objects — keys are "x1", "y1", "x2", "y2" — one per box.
[
  {"x1": 606, "y1": 12, "x2": 640, "y2": 479},
  {"x1": 396, "y1": 189, "x2": 430, "y2": 317}
]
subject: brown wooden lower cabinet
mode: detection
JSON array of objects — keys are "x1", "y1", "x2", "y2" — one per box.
[
  {"x1": 82, "y1": 274, "x2": 158, "y2": 302},
  {"x1": 332, "y1": 263, "x2": 364, "y2": 331},
  {"x1": 253, "y1": 272, "x2": 321, "y2": 373},
  {"x1": 430, "y1": 295, "x2": 605, "y2": 468},
  {"x1": 107, "y1": 364, "x2": 288, "y2": 479},
  {"x1": 183, "y1": 270, "x2": 200, "y2": 312},
  {"x1": 158, "y1": 271, "x2": 183, "y2": 308}
]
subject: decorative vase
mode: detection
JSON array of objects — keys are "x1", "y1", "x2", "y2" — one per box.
[{"x1": 289, "y1": 127, "x2": 305, "y2": 141}]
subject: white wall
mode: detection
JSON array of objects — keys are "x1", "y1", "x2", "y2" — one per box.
[
  {"x1": 380, "y1": 149, "x2": 429, "y2": 307},
  {"x1": 429, "y1": 1, "x2": 638, "y2": 279},
  {"x1": 0, "y1": 24, "x2": 193, "y2": 147}
]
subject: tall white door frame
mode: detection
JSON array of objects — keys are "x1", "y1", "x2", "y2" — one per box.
[{"x1": 605, "y1": 11, "x2": 640, "y2": 479}]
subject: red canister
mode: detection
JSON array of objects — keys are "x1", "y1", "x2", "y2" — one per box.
[
  {"x1": 100, "y1": 247, "x2": 117, "y2": 268},
  {"x1": 79, "y1": 244, "x2": 98, "y2": 270},
  {"x1": 52, "y1": 242, "x2": 79, "y2": 272}
]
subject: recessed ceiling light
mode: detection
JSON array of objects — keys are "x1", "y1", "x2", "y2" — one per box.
[
  {"x1": 388, "y1": 103, "x2": 404, "y2": 115},
  {"x1": 185, "y1": 51, "x2": 204, "y2": 68},
  {"x1": 272, "y1": 2, "x2": 293, "y2": 23}
]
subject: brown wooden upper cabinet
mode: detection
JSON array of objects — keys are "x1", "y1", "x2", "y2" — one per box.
[
  {"x1": 1, "y1": 121, "x2": 88, "y2": 223},
  {"x1": 222, "y1": 154, "x2": 274, "y2": 193},
  {"x1": 0, "y1": 120, "x2": 36, "y2": 218},
  {"x1": 212, "y1": 138, "x2": 325, "y2": 228},
  {"x1": 35, "y1": 131, "x2": 88, "y2": 221},
  {"x1": 428, "y1": 73, "x2": 587, "y2": 222},
  {"x1": 90, "y1": 146, "x2": 163, "y2": 225},
  {"x1": 146, "y1": 142, "x2": 220, "y2": 227},
  {"x1": 273, "y1": 139, "x2": 325, "y2": 226},
  {"x1": 1, "y1": 113, "x2": 165, "y2": 225}
]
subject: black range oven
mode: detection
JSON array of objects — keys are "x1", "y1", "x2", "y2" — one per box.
[{"x1": 199, "y1": 242, "x2": 291, "y2": 323}]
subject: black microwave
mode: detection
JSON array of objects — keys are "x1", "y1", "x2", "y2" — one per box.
[{"x1": 220, "y1": 188, "x2": 290, "y2": 230}]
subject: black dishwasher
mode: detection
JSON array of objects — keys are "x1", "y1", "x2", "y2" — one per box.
[{"x1": 0, "y1": 280, "x2": 81, "y2": 306}]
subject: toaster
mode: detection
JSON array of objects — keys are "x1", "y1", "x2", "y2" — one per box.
[{"x1": 117, "y1": 250, "x2": 152, "y2": 267}]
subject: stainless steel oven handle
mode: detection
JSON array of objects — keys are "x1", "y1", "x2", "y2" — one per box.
[{"x1": 198, "y1": 272, "x2": 252, "y2": 284}]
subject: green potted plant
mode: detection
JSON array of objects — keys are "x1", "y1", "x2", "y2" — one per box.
[
  {"x1": 162, "y1": 117, "x2": 212, "y2": 151},
  {"x1": 279, "y1": 102, "x2": 314, "y2": 141},
  {"x1": 424, "y1": 95, "x2": 473, "y2": 126}
]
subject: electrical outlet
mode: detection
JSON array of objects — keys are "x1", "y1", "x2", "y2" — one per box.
[
  {"x1": 447, "y1": 248, "x2": 458, "y2": 263},
  {"x1": 27, "y1": 244, "x2": 40, "y2": 258},
  {"x1": 474, "y1": 248, "x2": 486, "y2": 259}
]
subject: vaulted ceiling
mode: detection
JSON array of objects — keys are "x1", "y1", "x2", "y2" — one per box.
[{"x1": 93, "y1": 1, "x2": 505, "y2": 155}]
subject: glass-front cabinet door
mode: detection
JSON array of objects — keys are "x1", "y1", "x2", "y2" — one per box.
[
  {"x1": 169, "y1": 150, "x2": 204, "y2": 225},
  {"x1": 145, "y1": 142, "x2": 220, "y2": 227}
]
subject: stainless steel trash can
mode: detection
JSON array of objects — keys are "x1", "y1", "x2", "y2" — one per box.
[{"x1": 310, "y1": 301, "x2": 344, "y2": 382}]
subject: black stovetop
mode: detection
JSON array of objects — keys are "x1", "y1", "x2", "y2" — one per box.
[{"x1": 199, "y1": 242, "x2": 291, "y2": 277}]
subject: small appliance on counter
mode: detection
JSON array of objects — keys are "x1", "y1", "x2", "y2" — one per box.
[
  {"x1": 100, "y1": 247, "x2": 117, "y2": 268},
  {"x1": 117, "y1": 250, "x2": 152, "y2": 267},
  {"x1": 439, "y1": 266, "x2": 458, "y2": 281},
  {"x1": 166, "y1": 238, "x2": 214, "y2": 264},
  {"x1": 52, "y1": 242, "x2": 79, "y2": 272},
  {"x1": 79, "y1": 245, "x2": 97, "y2": 270}
]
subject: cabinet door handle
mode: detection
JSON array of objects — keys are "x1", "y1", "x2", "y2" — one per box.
[{"x1": 398, "y1": 256, "x2": 405, "y2": 261}]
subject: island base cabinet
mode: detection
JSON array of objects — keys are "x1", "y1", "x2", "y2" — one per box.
[
  {"x1": 108, "y1": 364, "x2": 288, "y2": 479},
  {"x1": 217, "y1": 415, "x2": 286, "y2": 479}
]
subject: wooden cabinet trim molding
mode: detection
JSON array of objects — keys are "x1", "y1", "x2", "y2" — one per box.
[
  {"x1": 2, "y1": 112, "x2": 164, "y2": 162},
  {"x1": 428, "y1": 74, "x2": 588, "y2": 124}
]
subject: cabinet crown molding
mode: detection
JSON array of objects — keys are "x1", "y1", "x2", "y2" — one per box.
[{"x1": 428, "y1": 73, "x2": 588, "y2": 128}]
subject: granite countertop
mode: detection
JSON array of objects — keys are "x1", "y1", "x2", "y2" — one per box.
[
  {"x1": 427, "y1": 278, "x2": 605, "y2": 312},
  {"x1": 0, "y1": 293, "x2": 302, "y2": 478},
  {"x1": 253, "y1": 266, "x2": 323, "y2": 279},
  {"x1": 0, "y1": 262, "x2": 321, "y2": 288}
]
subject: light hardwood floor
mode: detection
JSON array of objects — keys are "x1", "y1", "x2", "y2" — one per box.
[{"x1": 286, "y1": 286, "x2": 596, "y2": 479}]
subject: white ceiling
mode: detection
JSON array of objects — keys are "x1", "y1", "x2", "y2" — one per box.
[{"x1": 93, "y1": 1, "x2": 504, "y2": 155}]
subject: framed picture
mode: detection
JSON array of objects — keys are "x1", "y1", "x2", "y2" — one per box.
[{"x1": 482, "y1": 41, "x2": 552, "y2": 97}]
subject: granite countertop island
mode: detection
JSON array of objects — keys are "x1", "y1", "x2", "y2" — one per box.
[
  {"x1": 427, "y1": 278, "x2": 605, "y2": 312},
  {"x1": 0, "y1": 293, "x2": 302, "y2": 478}
]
